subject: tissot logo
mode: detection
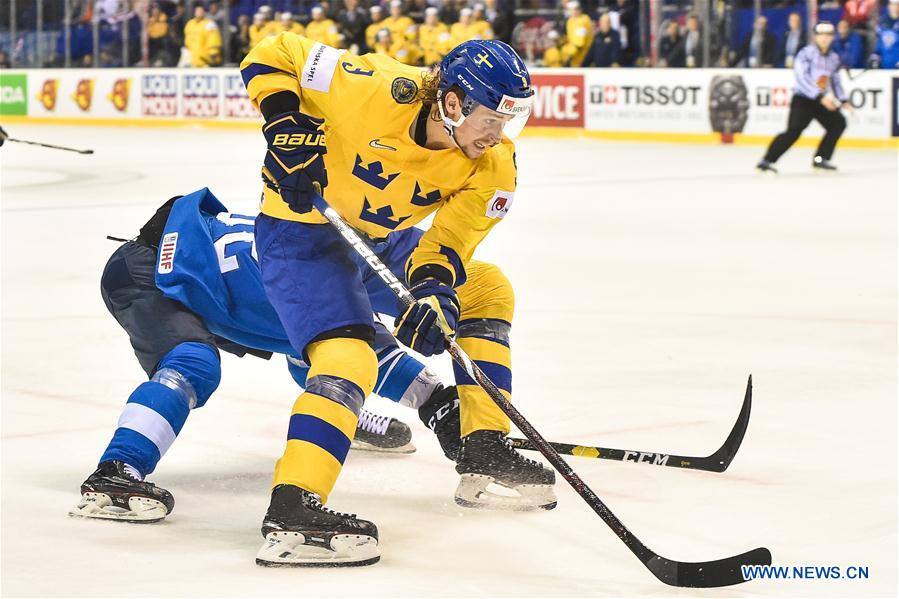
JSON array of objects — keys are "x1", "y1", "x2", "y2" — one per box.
[{"x1": 589, "y1": 84, "x2": 701, "y2": 106}]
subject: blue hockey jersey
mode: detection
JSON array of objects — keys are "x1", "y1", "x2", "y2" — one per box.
[{"x1": 155, "y1": 188, "x2": 298, "y2": 357}]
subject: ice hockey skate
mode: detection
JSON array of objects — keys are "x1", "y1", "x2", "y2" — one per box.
[
  {"x1": 417, "y1": 385, "x2": 462, "y2": 461},
  {"x1": 68, "y1": 461, "x2": 174, "y2": 523},
  {"x1": 351, "y1": 408, "x2": 415, "y2": 454},
  {"x1": 454, "y1": 430, "x2": 557, "y2": 511},
  {"x1": 256, "y1": 484, "x2": 379, "y2": 568}
]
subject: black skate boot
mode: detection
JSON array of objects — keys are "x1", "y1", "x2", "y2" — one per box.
[
  {"x1": 813, "y1": 156, "x2": 837, "y2": 172},
  {"x1": 351, "y1": 408, "x2": 415, "y2": 454},
  {"x1": 256, "y1": 484, "x2": 379, "y2": 567},
  {"x1": 418, "y1": 385, "x2": 462, "y2": 461},
  {"x1": 756, "y1": 160, "x2": 778, "y2": 174},
  {"x1": 68, "y1": 460, "x2": 174, "y2": 523},
  {"x1": 454, "y1": 430, "x2": 557, "y2": 511}
]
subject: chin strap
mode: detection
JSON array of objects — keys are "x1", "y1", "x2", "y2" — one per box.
[{"x1": 436, "y1": 89, "x2": 479, "y2": 149}]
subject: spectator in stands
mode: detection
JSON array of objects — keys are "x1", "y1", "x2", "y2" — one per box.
[
  {"x1": 169, "y1": 1, "x2": 187, "y2": 50},
  {"x1": 658, "y1": 19, "x2": 685, "y2": 67},
  {"x1": 832, "y1": 18, "x2": 863, "y2": 68},
  {"x1": 233, "y1": 13, "x2": 251, "y2": 63},
  {"x1": 731, "y1": 15, "x2": 776, "y2": 67},
  {"x1": 148, "y1": 3, "x2": 172, "y2": 66},
  {"x1": 385, "y1": 0, "x2": 417, "y2": 42},
  {"x1": 542, "y1": 29, "x2": 564, "y2": 66},
  {"x1": 183, "y1": 4, "x2": 223, "y2": 67},
  {"x1": 683, "y1": 13, "x2": 702, "y2": 67},
  {"x1": 484, "y1": 0, "x2": 513, "y2": 43},
  {"x1": 778, "y1": 11, "x2": 806, "y2": 67},
  {"x1": 306, "y1": 5, "x2": 341, "y2": 46},
  {"x1": 610, "y1": 0, "x2": 637, "y2": 66},
  {"x1": 449, "y1": 8, "x2": 476, "y2": 46},
  {"x1": 843, "y1": 0, "x2": 877, "y2": 29},
  {"x1": 337, "y1": 0, "x2": 369, "y2": 53},
  {"x1": 438, "y1": 0, "x2": 460, "y2": 28},
  {"x1": 869, "y1": 0, "x2": 899, "y2": 68},
  {"x1": 471, "y1": 4, "x2": 496, "y2": 40},
  {"x1": 278, "y1": 12, "x2": 304, "y2": 35},
  {"x1": 562, "y1": 1, "x2": 594, "y2": 67},
  {"x1": 366, "y1": 5, "x2": 386, "y2": 51},
  {"x1": 419, "y1": 7, "x2": 451, "y2": 66},
  {"x1": 583, "y1": 13, "x2": 620, "y2": 67},
  {"x1": 248, "y1": 12, "x2": 271, "y2": 49}
]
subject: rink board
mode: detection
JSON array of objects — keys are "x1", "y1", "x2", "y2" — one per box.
[{"x1": 1, "y1": 67, "x2": 897, "y2": 147}]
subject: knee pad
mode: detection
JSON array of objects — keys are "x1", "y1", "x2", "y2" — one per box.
[
  {"x1": 305, "y1": 337, "x2": 377, "y2": 416},
  {"x1": 153, "y1": 342, "x2": 221, "y2": 409},
  {"x1": 458, "y1": 261, "x2": 515, "y2": 323}
]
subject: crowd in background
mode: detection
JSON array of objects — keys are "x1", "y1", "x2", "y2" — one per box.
[{"x1": 3, "y1": 0, "x2": 898, "y2": 69}]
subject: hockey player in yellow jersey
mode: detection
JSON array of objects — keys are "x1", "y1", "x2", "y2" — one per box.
[
  {"x1": 562, "y1": 0, "x2": 594, "y2": 67},
  {"x1": 240, "y1": 35, "x2": 556, "y2": 566},
  {"x1": 384, "y1": 0, "x2": 417, "y2": 42},
  {"x1": 305, "y1": 6, "x2": 340, "y2": 47},
  {"x1": 248, "y1": 12, "x2": 279, "y2": 49},
  {"x1": 419, "y1": 7, "x2": 451, "y2": 66},
  {"x1": 543, "y1": 29, "x2": 565, "y2": 67}
]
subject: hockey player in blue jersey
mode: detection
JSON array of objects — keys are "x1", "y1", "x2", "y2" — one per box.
[{"x1": 70, "y1": 188, "x2": 461, "y2": 523}]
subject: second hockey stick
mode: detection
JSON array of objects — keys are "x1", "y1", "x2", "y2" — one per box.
[
  {"x1": 310, "y1": 192, "x2": 771, "y2": 588},
  {"x1": 509, "y1": 375, "x2": 752, "y2": 473}
]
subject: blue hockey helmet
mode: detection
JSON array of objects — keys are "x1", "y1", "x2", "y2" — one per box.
[{"x1": 437, "y1": 39, "x2": 534, "y2": 139}]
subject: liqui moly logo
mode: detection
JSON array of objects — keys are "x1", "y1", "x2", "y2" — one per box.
[
  {"x1": 182, "y1": 74, "x2": 220, "y2": 117},
  {"x1": 157, "y1": 232, "x2": 178, "y2": 274},
  {"x1": 142, "y1": 74, "x2": 177, "y2": 116},
  {"x1": 223, "y1": 74, "x2": 259, "y2": 118}
]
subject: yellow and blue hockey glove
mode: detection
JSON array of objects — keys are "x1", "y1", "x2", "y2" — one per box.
[
  {"x1": 261, "y1": 112, "x2": 327, "y2": 214},
  {"x1": 394, "y1": 278, "x2": 460, "y2": 357}
]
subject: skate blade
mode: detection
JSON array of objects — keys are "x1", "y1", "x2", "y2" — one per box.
[
  {"x1": 256, "y1": 531, "x2": 380, "y2": 567},
  {"x1": 454, "y1": 473, "x2": 557, "y2": 512},
  {"x1": 68, "y1": 492, "x2": 168, "y2": 523},
  {"x1": 350, "y1": 439, "x2": 416, "y2": 454}
]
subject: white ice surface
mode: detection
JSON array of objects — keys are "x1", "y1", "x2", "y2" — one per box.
[{"x1": 1, "y1": 125, "x2": 896, "y2": 597}]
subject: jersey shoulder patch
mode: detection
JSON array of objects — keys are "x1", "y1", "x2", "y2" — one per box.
[{"x1": 302, "y1": 42, "x2": 346, "y2": 92}]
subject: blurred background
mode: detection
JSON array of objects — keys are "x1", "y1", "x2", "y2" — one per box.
[{"x1": 0, "y1": 0, "x2": 896, "y2": 71}]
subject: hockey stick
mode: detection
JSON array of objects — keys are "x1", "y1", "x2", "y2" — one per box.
[
  {"x1": 0, "y1": 127, "x2": 94, "y2": 154},
  {"x1": 509, "y1": 375, "x2": 752, "y2": 473},
  {"x1": 310, "y1": 192, "x2": 771, "y2": 587}
]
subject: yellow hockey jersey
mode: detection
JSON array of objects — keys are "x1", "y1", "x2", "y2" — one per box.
[
  {"x1": 563, "y1": 14, "x2": 594, "y2": 67},
  {"x1": 240, "y1": 34, "x2": 518, "y2": 286},
  {"x1": 184, "y1": 17, "x2": 222, "y2": 67},
  {"x1": 418, "y1": 22, "x2": 451, "y2": 65},
  {"x1": 365, "y1": 19, "x2": 387, "y2": 49},
  {"x1": 306, "y1": 19, "x2": 340, "y2": 47},
  {"x1": 383, "y1": 15, "x2": 417, "y2": 42}
]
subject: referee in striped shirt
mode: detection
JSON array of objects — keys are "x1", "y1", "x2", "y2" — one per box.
[{"x1": 757, "y1": 22, "x2": 848, "y2": 173}]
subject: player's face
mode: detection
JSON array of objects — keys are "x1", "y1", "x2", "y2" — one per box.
[{"x1": 454, "y1": 104, "x2": 513, "y2": 159}]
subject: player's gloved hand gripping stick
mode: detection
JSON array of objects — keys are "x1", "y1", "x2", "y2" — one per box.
[
  {"x1": 262, "y1": 112, "x2": 328, "y2": 214},
  {"x1": 309, "y1": 191, "x2": 771, "y2": 588},
  {"x1": 393, "y1": 278, "x2": 460, "y2": 357}
]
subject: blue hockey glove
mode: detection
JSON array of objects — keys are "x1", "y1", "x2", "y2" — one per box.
[
  {"x1": 261, "y1": 112, "x2": 327, "y2": 214},
  {"x1": 394, "y1": 278, "x2": 460, "y2": 357}
]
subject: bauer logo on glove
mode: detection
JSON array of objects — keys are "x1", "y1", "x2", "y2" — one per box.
[{"x1": 261, "y1": 112, "x2": 329, "y2": 214}]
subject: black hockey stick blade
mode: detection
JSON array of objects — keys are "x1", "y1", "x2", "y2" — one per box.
[
  {"x1": 509, "y1": 375, "x2": 753, "y2": 473},
  {"x1": 646, "y1": 546, "x2": 772, "y2": 588}
]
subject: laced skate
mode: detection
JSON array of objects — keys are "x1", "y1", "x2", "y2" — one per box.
[
  {"x1": 69, "y1": 461, "x2": 174, "y2": 523},
  {"x1": 351, "y1": 408, "x2": 415, "y2": 454}
]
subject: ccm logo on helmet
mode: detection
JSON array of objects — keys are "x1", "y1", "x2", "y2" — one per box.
[{"x1": 486, "y1": 190, "x2": 514, "y2": 219}]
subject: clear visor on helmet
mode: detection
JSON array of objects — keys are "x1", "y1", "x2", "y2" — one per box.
[{"x1": 492, "y1": 93, "x2": 534, "y2": 138}]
